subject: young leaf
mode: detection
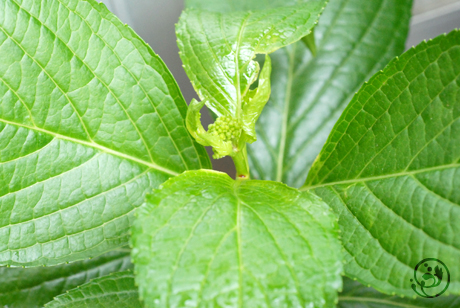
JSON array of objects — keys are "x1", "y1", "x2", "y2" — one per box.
[
  {"x1": 247, "y1": 0, "x2": 413, "y2": 186},
  {"x1": 131, "y1": 170, "x2": 342, "y2": 308},
  {"x1": 0, "y1": 250, "x2": 132, "y2": 308},
  {"x1": 303, "y1": 30, "x2": 460, "y2": 296},
  {"x1": 0, "y1": 0, "x2": 210, "y2": 266},
  {"x1": 338, "y1": 277, "x2": 460, "y2": 308},
  {"x1": 176, "y1": 1, "x2": 326, "y2": 173},
  {"x1": 177, "y1": 1, "x2": 326, "y2": 117},
  {"x1": 44, "y1": 271, "x2": 141, "y2": 307}
]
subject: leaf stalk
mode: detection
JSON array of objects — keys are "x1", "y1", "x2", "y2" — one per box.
[{"x1": 233, "y1": 144, "x2": 250, "y2": 180}]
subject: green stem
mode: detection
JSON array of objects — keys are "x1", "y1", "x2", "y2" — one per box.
[{"x1": 233, "y1": 144, "x2": 250, "y2": 180}]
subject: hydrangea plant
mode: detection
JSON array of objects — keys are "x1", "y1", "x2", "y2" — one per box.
[{"x1": 0, "y1": 0, "x2": 459, "y2": 307}]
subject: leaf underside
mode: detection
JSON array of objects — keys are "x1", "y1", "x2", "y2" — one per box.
[
  {"x1": 247, "y1": 0, "x2": 413, "y2": 186},
  {"x1": 0, "y1": 0, "x2": 210, "y2": 266},
  {"x1": 44, "y1": 270, "x2": 141, "y2": 307},
  {"x1": 176, "y1": 0, "x2": 326, "y2": 118},
  {"x1": 305, "y1": 30, "x2": 460, "y2": 296},
  {"x1": 131, "y1": 170, "x2": 342, "y2": 308},
  {"x1": 0, "y1": 249, "x2": 132, "y2": 308}
]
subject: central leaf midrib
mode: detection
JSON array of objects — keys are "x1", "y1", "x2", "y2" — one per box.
[
  {"x1": 239, "y1": 198, "x2": 305, "y2": 306},
  {"x1": 309, "y1": 43, "x2": 459, "y2": 185},
  {"x1": 276, "y1": 46, "x2": 296, "y2": 182},
  {"x1": 0, "y1": 118, "x2": 179, "y2": 176},
  {"x1": 301, "y1": 162, "x2": 460, "y2": 190},
  {"x1": 235, "y1": 14, "x2": 250, "y2": 119},
  {"x1": 52, "y1": 0, "x2": 196, "y2": 169},
  {"x1": 5, "y1": 0, "x2": 197, "y2": 171}
]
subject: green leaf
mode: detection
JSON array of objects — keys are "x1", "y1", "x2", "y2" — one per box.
[
  {"x1": 177, "y1": 1, "x2": 326, "y2": 118},
  {"x1": 247, "y1": 0, "x2": 413, "y2": 186},
  {"x1": 338, "y1": 277, "x2": 460, "y2": 308},
  {"x1": 303, "y1": 30, "x2": 460, "y2": 296},
  {"x1": 242, "y1": 54, "x2": 272, "y2": 143},
  {"x1": 0, "y1": 249, "x2": 131, "y2": 308},
  {"x1": 131, "y1": 170, "x2": 342, "y2": 308},
  {"x1": 178, "y1": 0, "x2": 326, "y2": 175},
  {"x1": 44, "y1": 271, "x2": 141, "y2": 308},
  {"x1": 0, "y1": 0, "x2": 210, "y2": 266}
]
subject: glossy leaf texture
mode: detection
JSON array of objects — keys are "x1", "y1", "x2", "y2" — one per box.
[
  {"x1": 0, "y1": 0, "x2": 210, "y2": 266},
  {"x1": 304, "y1": 30, "x2": 460, "y2": 296},
  {"x1": 247, "y1": 0, "x2": 413, "y2": 186},
  {"x1": 0, "y1": 249, "x2": 132, "y2": 308},
  {"x1": 338, "y1": 277, "x2": 460, "y2": 308},
  {"x1": 131, "y1": 170, "x2": 342, "y2": 308},
  {"x1": 176, "y1": 0, "x2": 327, "y2": 118},
  {"x1": 44, "y1": 271, "x2": 141, "y2": 307}
]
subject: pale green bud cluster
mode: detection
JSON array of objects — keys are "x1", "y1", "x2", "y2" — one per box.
[
  {"x1": 208, "y1": 116, "x2": 242, "y2": 142},
  {"x1": 185, "y1": 55, "x2": 272, "y2": 177}
]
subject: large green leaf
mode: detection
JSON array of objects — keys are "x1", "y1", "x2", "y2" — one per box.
[
  {"x1": 44, "y1": 271, "x2": 141, "y2": 307},
  {"x1": 131, "y1": 170, "x2": 342, "y2": 308},
  {"x1": 0, "y1": 249, "x2": 131, "y2": 308},
  {"x1": 303, "y1": 30, "x2": 460, "y2": 296},
  {"x1": 338, "y1": 277, "x2": 460, "y2": 308},
  {"x1": 0, "y1": 0, "x2": 210, "y2": 266},
  {"x1": 176, "y1": 0, "x2": 326, "y2": 118},
  {"x1": 247, "y1": 0, "x2": 413, "y2": 186}
]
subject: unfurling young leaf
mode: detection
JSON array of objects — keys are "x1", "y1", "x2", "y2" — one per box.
[{"x1": 177, "y1": 1, "x2": 327, "y2": 178}]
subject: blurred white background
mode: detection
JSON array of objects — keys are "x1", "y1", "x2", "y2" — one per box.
[{"x1": 100, "y1": 0, "x2": 460, "y2": 173}]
